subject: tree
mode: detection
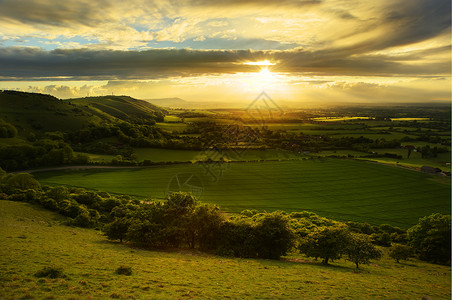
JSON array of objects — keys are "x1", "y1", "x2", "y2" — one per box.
[
  {"x1": 104, "y1": 217, "x2": 131, "y2": 243},
  {"x1": 299, "y1": 225, "x2": 350, "y2": 264},
  {"x1": 407, "y1": 214, "x2": 451, "y2": 264},
  {"x1": 166, "y1": 192, "x2": 197, "y2": 209},
  {"x1": 346, "y1": 233, "x2": 382, "y2": 269},
  {"x1": 389, "y1": 244, "x2": 412, "y2": 263},
  {"x1": 254, "y1": 212, "x2": 295, "y2": 259},
  {"x1": 0, "y1": 167, "x2": 6, "y2": 182},
  {"x1": 6, "y1": 173, "x2": 41, "y2": 191},
  {"x1": 372, "y1": 232, "x2": 391, "y2": 247},
  {"x1": 189, "y1": 203, "x2": 225, "y2": 251},
  {"x1": 216, "y1": 219, "x2": 257, "y2": 258}
]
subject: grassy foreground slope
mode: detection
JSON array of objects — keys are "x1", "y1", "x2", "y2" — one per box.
[
  {"x1": 35, "y1": 159, "x2": 451, "y2": 228},
  {"x1": 1, "y1": 200, "x2": 450, "y2": 299}
]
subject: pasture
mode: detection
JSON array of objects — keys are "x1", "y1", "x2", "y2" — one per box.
[
  {"x1": 35, "y1": 159, "x2": 451, "y2": 228},
  {"x1": 1, "y1": 200, "x2": 451, "y2": 299},
  {"x1": 133, "y1": 148, "x2": 301, "y2": 162}
]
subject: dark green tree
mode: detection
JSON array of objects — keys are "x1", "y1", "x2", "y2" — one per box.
[
  {"x1": 6, "y1": 173, "x2": 41, "y2": 191},
  {"x1": 299, "y1": 225, "x2": 350, "y2": 264},
  {"x1": 389, "y1": 244, "x2": 413, "y2": 263},
  {"x1": 346, "y1": 233, "x2": 382, "y2": 269},
  {"x1": 407, "y1": 214, "x2": 451, "y2": 264},
  {"x1": 104, "y1": 217, "x2": 131, "y2": 243},
  {"x1": 254, "y1": 212, "x2": 295, "y2": 259}
]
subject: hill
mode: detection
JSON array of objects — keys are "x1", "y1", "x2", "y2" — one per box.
[
  {"x1": 0, "y1": 90, "x2": 105, "y2": 133},
  {"x1": 0, "y1": 91, "x2": 166, "y2": 134},
  {"x1": 69, "y1": 95, "x2": 166, "y2": 123},
  {"x1": 0, "y1": 200, "x2": 450, "y2": 299},
  {"x1": 146, "y1": 97, "x2": 189, "y2": 108}
]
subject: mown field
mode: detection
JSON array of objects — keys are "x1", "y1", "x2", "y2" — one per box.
[
  {"x1": 133, "y1": 148, "x2": 301, "y2": 162},
  {"x1": 35, "y1": 159, "x2": 451, "y2": 228},
  {"x1": 1, "y1": 201, "x2": 450, "y2": 299}
]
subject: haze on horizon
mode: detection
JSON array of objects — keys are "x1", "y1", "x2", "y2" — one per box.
[{"x1": 0, "y1": 0, "x2": 450, "y2": 104}]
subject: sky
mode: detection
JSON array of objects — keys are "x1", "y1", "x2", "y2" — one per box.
[{"x1": 0, "y1": 0, "x2": 450, "y2": 104}]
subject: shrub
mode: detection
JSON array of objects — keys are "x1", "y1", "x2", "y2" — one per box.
[
  {"x1": 299, "y1": 225, "x2": 351, "y2": 264},
  {"x1": 6, "y1": 173, "x2": 41, "y2": 191},
  {"x1": 346, "y1": 233, "x2": 382, "y2": 269},
  {"x1": 216, "y1": 219, "x2": 257, "y2": 258},
  {"x1": 115, "y1": 266, "x2": 132, "y2": 276},
  {"x1": 372, "y1": 232, "x2": 391, "y2": 247},
  {"x1": 253, "y1": 212, "x2": 295, "y2": 259},
  {"x1": 104, "y1": 217, "x2": 131, "y2": 242},
  {"x1": 34, "y1": 266, "x2": 65, "y2": 279},
  {"x1": 389, "y1": 244, "x2": 413, "y2": 263},
  {"x1": 407, "y1": 214, "x2": 451, "y2": 265}
]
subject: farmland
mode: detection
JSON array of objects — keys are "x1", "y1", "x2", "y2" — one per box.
[{"x1": 35, "y1": 159, "x2": 451, "y2": 228}]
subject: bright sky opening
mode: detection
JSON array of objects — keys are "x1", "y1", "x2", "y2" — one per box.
[{"x1": 0, "y1": 0, "x2": 449, "y2": 104}]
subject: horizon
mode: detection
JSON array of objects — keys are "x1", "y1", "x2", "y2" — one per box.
[{"x1": 0, "y1": 0, "x2": 450, "y2": 104}]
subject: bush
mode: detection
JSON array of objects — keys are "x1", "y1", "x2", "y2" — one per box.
[
  {"x1": 389, "y1": 244, "x2": 413, "y2": 263},
  {"x1": 407, "y1": 214, "x2": 451, "y2": 265},
  {"x1": 299, "y1": 225, "x2": 351, "y2": 264},
  {"x1": 34, "y1": 266, "x2": 66, "y2": 279},
  {"x1": 346, "y1": 233, "x2": 382, "y2": 269},
  {"x1": 6, "y1": 173, "x2": 41, "y2": 191},
  {"x1": 372, "y1": 232, "x2": 391, "y2": 247},
  {"x1": 104, "y1": 217, "x2": 131, "y2": 242},
  {"x1": 216, "y1": 219, "x2": 257, "y2": 258},
  {"x1": 115, "y1": 266, "x2": 132, "y2": 276},
  {"x1": 253, "y1": 212, "x2": 295, "y2": 259}
]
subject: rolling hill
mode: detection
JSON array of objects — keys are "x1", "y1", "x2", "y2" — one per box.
[
  {"x1": 1, "y1": 200, "x2": 450, "y2": 299},
  {"x1": 0, "y1": 91, "x2": 166, "y2": 134}
]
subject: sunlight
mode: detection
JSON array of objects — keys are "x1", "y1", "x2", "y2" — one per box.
[{"x1": 243, "y1": 60, "x2": 276, "y2": 66}]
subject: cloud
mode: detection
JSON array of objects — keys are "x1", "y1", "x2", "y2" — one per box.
[
  {"x1": 0, "y1": 44, "x2": 449, "y2": 81},
  {"x1": 0, "y1": 0, "x2": 448, "y2": 52}
]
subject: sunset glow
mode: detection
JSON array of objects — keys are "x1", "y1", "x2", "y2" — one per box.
[{"x1": 0, "y1": 0, "x2": 449, "y2": 104}]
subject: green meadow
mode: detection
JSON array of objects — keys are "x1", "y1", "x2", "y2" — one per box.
[
  {"x1": 1, "y1": 200, "x2": 450, "y2": 299},
  {"x1": 35, "y1": 159, "x2": 451, "y2": 228},
  {"x1": 133, "y1": 148, "x2": 301, "y2": 162}
]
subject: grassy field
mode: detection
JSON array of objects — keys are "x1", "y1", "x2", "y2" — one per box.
[
  {"x1": 366, "y1": 149, "x2": 451, "y2": 171},
  {"x1": 1, "y1": 200, "x2": 450, "y2": 299},
  {"x1": 133, "y1": 148, "x2": 301, "y2": 162},
  {"x1": 35, "y1": 159, "x2": 451, "y2": 228}
]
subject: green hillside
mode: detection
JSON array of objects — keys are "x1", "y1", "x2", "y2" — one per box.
[
  {"x1": 0, "y1": 90, "x2": 105, "y2": 133},
  {"x1": 1, "y1": 200, "x2": 450, "y2": 299},
  {"x1": 35, "y1": 159, "x2": 451, "y2": 228},
  {"x1": 0, "y1": 91, "x2": 165, "y2": 134},
  {"x1": 69, "y1": 96, "x2": 166, "y2": 123}
]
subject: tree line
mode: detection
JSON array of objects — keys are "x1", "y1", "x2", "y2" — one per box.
[{"x1": 0, "y1": 168, "x2": 450, "y2": 267}]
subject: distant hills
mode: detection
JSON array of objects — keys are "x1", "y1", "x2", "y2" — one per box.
[
  {"x1": 146, "y1": 97, "x2": 189, "y2": 108},
  {"x1": 146, "y1": 97, "x2": 246, "y2": 109},
  {"x1": 0, "y1": 90, "x2": 166, "y2": 133}
]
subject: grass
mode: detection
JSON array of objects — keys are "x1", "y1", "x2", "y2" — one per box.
[
  {"x1": 134, "y1": 148, "x2": 302, "y2": 162},
  {"x1": 34, "y1": 159, "x2": 451, "y2": 228},
  {"x1": 311, "y1": 117, "x2": 373, "y2": 121},
  {"x1": 365, "y1": 149, "x2": 451, "y2": 171},
  {"x1": 1, "y1": 200, "x2": 450, "y2": 299},
  {"x1": 155, "y1": 122, "x2": 188, "y2": 132},
  {"x1": 74, "y1": 152, "x2": 115, "y2": 163}
]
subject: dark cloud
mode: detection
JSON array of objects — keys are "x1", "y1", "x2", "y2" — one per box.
[
  {"x1": 345, "y1": 0, "x2": 451, "y2": 54},
  {"x1": 0, "y1": 0, "x2": 114, "y2": 27},
  {"x1": 0, "y1": 46, "x2": 449, "y2": 81},
  {"x1": 185, "y1": 0, "x2": 322, "y2": 7}
]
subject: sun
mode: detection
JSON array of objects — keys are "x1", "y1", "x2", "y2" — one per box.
[{"x1": 243, "y1": 60, "x2": 276, "y2": 66}]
